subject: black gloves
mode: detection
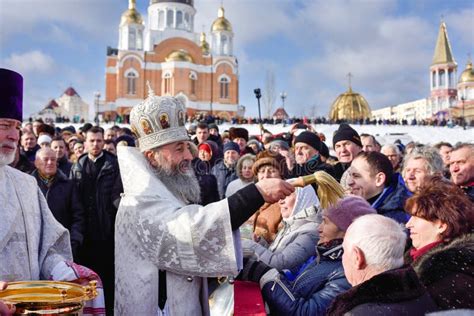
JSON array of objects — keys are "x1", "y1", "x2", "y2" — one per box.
[{"x1": 238, "y1": 258, "x2": 272, "y2": 283}]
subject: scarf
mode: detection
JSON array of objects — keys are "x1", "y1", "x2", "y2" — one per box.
[{"x1": 409, "y1": 240, "x2": 444, "y2": 261}]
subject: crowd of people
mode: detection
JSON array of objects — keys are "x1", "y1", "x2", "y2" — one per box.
[
  {"x1": 1, "y1": 67, "x2": 473, "y2": 315},
  {"x1": 183, "y1": 113, "x2": 473, "y2": 129}
]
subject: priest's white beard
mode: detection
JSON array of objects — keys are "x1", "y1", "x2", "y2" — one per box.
[
  {"x1": 0, "y1": 141, "x2": 16, "y2": 167},
  {"x1": 151, "y1": 151, "x2": 201, "y2": 204}
]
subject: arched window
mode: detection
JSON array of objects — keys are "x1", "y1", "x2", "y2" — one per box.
[
  {"x1": 167, "y1": 10, "x2": 173, "y2": 27},
  {"x1": 126, "y1": 72, "x2": 137, "y2": 95},
  {"x1": 176, "y1": 11, "x2": 183, "y2": 29},
  {"x1": 189, "y1": 72, "x2": 197, "y2": 95},
  {"x1": 184, "y1": 13, "x2": 190, "y2": 30},
  {"x1": 221, "y1": 35, "x2": 228, "y2": 55},
  {"x1": 129, "y1": 29, "x2": 136, "y2": 50},
  {"x1": 158, "y1": 10, "x2": 165, "y2": 29},
  {"x1": 432, "y1": 71, "x2": 436, "y2": 88},
  {"x1": 439, "y1": 69, "x2": 445, "y2": 87},
  {"x1": 164, "y1": 72, "x2": 172, "y2": 95},
  {"x1": 219, "y1": 77, "x2": 229, "y2": 99}
]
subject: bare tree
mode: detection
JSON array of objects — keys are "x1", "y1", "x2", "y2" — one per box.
[{"x1": 262, "y1": 70, "x2": 276, "y2": 118}]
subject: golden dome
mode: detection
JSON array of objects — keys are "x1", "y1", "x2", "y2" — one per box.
[
  {"x1": 120, "y1": 0, "x2": 143, "y2": 26},
  {"x1": 211, "y1": 7, "x2": 232, "y2": 32},
  {"x1": 459, "y1": 60, "x2": 474, "y2": 84},
  {"x1": 329, "y1": 87, "x2": 372, "y2": 121},
  {"x1": 166, "y1": 49, "x2": 193, "y2": 62},
  {"x1": 200, "y1": 32, "x2": 210, "y2": 55}
]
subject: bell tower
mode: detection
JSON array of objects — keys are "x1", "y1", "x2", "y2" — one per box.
[{"x1": 429, "y1": 21, "x2": 457, "y2": 114}]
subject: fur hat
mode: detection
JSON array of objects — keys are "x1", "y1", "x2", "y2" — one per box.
[
  {"x1": 333, "y1": 123, "x2": 362, "y2": 148},
  {"x1": 252, "y1": 150, "x2": 288, "y2": 179},
  {"x1": 229, "y1": 127, "x2": 249, "y2": 142},
  {"x1": 294, "y1": 131, "x2": 322, "y2": 151},
  {"x1": 324, "y1": 196, "x2": 376, "y2": 231},
  {"x1": 37, "y1": 123, "x2": 56, "y2": 137},
  {"x1": 0, "y1": 68, "x2": 23, "y2": 122}
]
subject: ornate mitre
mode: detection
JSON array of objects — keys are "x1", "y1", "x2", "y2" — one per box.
[{"x1": 130, "y1": 84, "x2": 188, "y2": 151}]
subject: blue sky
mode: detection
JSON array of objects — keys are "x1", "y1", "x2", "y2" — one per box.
[{"x1": 1, "y1": 0, "x2": 473, "y2": 119}]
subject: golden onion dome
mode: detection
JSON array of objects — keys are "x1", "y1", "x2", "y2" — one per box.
[
  {"x1": 200, "y1": 32, "x2": 210, "y2": 55},
  {"x1": 166, "y1": 49, "x2": 193, "y2": 62},
  {"x1": 120, "y1": 0, "x2": 143, "y2": 26},
  {"x1": 458, "y1": 60, "x2": 474, "y2": 84},
  {"x1": 329, "y1": 87, "x2": 372, "y2": 121},
  {"x1": 211, "y1": 7, "x2": 232, "y2": 32}
]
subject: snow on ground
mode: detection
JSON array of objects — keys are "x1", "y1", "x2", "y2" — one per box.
[{"x1": 50, "y1": 122, "x2": 473, "y2": 148}]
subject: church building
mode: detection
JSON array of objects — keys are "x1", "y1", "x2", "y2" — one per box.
[
  {"x1": 103, "y1": 0, "x2": 240, "y2": 122},
  {"x1": 372, "y1": 21, "x2": 473, "y2": 124}
]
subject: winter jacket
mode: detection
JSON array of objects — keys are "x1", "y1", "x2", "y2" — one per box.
[
  {"x1": 461, "y1": 183, "x2": 474, "y2": 202},
  {"x1": 406, "y1": 233, "x2": 474, "y2": 310},
  {"x1": 211, "y1": 160, "x2": 238, "y2": 199},
  {"x1": 12, "y1": 152, "x2": 34, "y2": 174},
  {"x1": 333, "y1": 161, "x2": 350, "y2": 182},
  {"x1": 32, "y1": 169, "x2": 85, "y2": 258},
  {"x1": 371, "y1": 173, "x2": 411, "y2": 224},
  {"x1": 243, "y1": 204, "x2": 321, "y2": 271},
  {"x1": 192, "y1": 158, "x2": 220, "y2": 206},
  {"x1": 57, "y1": 156, "x2": 72, "y2": 176},
  {"x1": 260, "y1": 242, "x2": 350, "y2": 316},
  {"x1": 21, "y1": 144, "x2": 40, "y2": 162},
  {"x1": 327, "y1": 265, "x2": 438, "y2": 316},
  {"x1": 70, "y1": 151, "x2": 122, "y2": 241}
]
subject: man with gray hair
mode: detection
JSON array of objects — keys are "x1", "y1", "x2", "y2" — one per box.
[
  {"x1": 402, "y1": 146, "x2": 444, "y2": 193},
  {"x1": 115, "y1": 90, "x2": 294, "y2": 315},
  {"x1": 381, "y1": 143, "x2": 402, "y2": 172},
  {"x1": 327, "y1": 214, "x2": 437, "y2": 315}
]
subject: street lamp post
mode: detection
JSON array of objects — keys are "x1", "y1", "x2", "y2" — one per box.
[
  {"x1": 254, "y1": 88, "x2": 263, "y2": 136},
  {"x1": 280, "y1": 91, "x2": 287, "y2": 109},
  {"x1": 94, "y1": 91, "x2": 101, "y2": 126}
]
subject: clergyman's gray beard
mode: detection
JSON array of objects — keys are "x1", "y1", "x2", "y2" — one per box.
[
  {"x1": 152, "y1": 164, "x2": 201, "y2": 204},
  {"x1": 0, "y1": 147, "x2": 16, "y2": 167}
]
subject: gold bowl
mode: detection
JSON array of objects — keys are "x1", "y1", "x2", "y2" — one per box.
[{"x1": 0, "y1": 280, "x2": 97, "y2": 315}]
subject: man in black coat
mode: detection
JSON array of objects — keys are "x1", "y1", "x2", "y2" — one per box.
[
  {"x1": 70, "y1": 126, "x2": 122, "y2": 315},
  {"x1": 327, "y1": 214, "x2": 437, "y2": 316},
  {"x1": 32, "y1": 147, "x2": 84, "y2": 259},
  {"x1": 332, "y1": 124, "x2": 362, "y2": 182},
  {"x1": 289, "y1": 131, "x2": 334, "y2": 179}
]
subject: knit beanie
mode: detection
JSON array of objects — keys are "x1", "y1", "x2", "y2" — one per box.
[
  {"x1": 268, "y1": 140, "x2": 290, "y2": 151},
  {"x1": 324, "y1": 196, "x2": 376, "y2": 231},
  {"x1": 333, "y1": 123, "x2": 362, "y2": 148},
  {"x1": 208, "y1": 123, "x2": 219, "y2": 132},
  {"x1": 294, "y1": 131, "x2": 321, "y2": 151},
  {"x1": 198, "y1": 143, "x2": 212, "y2": 155},
  {"x1": 37, "y1": 134, "x2": 52, "y2": 145},
  {"x1": 223, "y1": 141, "x2": 240, "y2": 154}
]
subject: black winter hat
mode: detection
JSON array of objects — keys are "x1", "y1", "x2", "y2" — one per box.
[
  {"x1": 333, "y1": 123, "x2": 362, "y2": 148},
  {"x1": 294, "y1": 131, "x2": 321, "y2": 151}
]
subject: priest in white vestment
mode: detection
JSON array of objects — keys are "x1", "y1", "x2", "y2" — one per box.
[
  {"x1": 0, "y1": 68, "x2": 105, "y2": 315},
  {"x1": 115, "y1": 89, "x2": 294, "y2": 315}
]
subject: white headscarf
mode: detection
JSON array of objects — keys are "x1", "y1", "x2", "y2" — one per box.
[{"x1": 287, "y1": 185, "x2": 320, "y2": 220}]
